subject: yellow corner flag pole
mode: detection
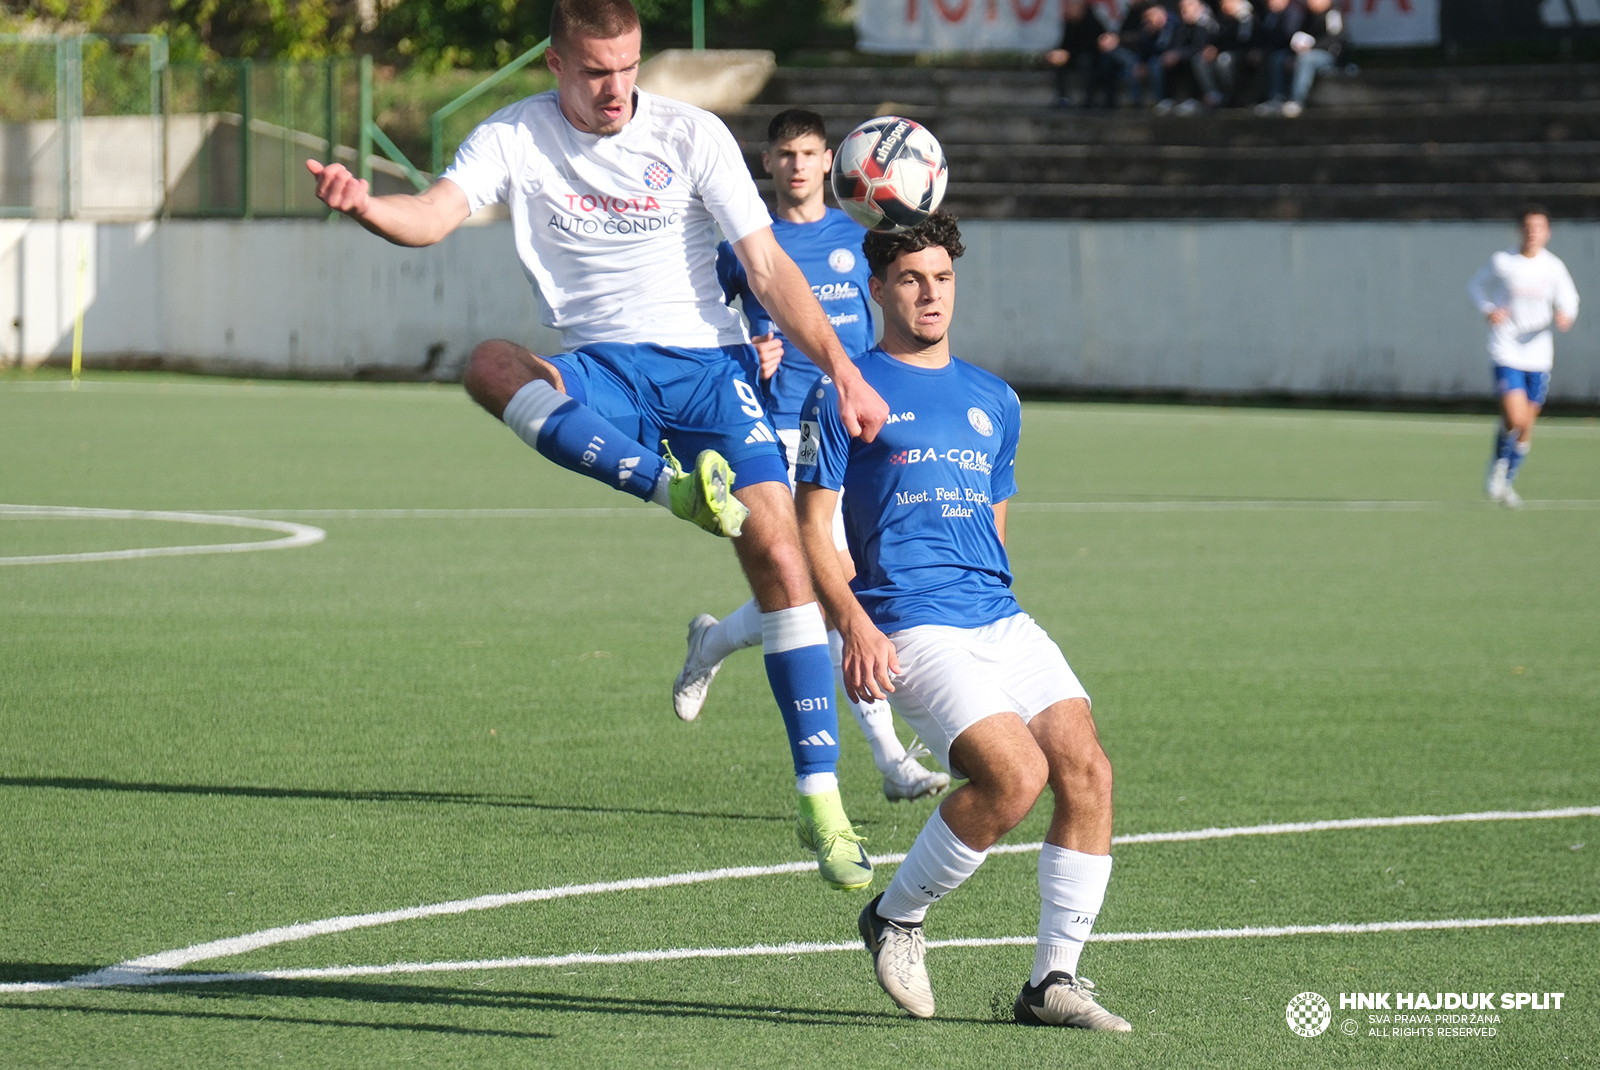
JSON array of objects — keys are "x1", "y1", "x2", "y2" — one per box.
[{"x1": 71, "y1": 234, "x2": 86, "y2": 389}]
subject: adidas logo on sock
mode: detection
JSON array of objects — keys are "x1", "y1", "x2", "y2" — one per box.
[
  {"x1": 617, "y1": 457, "x2": 640, "y2": 486},
  {"x1": 798, "y1": 730, "x2": 837, "y2": 747},
  {"x1": 744, "y1": 423, "x2": 777, "y2": 445}
]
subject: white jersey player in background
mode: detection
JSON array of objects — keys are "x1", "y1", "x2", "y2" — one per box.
[
  {"x1": 1468, "y1": 207, "x2": 1579, "y2": 507},
  {"x1": 674, "y1": 108, "x2": 950, "y2": 803},
  {"x1": 304, "y1": 0, "x2": 891, "y2": 892}
]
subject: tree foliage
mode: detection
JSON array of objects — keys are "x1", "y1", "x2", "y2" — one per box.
[{"x1": 0, "y1": 0, "x2": 834, "y2": 67}]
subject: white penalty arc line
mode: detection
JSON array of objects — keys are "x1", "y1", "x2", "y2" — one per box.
[
  {"x1": 0, "y1": 505, "x2": 325, "y2": 565},
  {"x1": 8, "y1": 804, "x2": 1591, "y2": 993},
  {"x1": 8, "y1": 914, "x2": 1599, "y2": 993}
]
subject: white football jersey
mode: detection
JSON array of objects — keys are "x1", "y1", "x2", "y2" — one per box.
[
  {"x1": 442, "y1": 88, "x2": 770, "y2": 350},
  {"x1": 1467, "y1": 248, "x2": 1580, "y2": 372}
]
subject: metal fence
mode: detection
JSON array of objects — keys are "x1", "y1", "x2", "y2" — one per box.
[
  {"x1": 0, "y1": 34, "x2": 555, "y2": 220},
  {"x1": 1, "y1": 34, "x2": 165, "y2": 218}
]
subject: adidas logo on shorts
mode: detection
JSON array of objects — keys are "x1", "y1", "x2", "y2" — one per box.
[{"x1": 744, "y1": 423, "x2": 777, "y2": 445}]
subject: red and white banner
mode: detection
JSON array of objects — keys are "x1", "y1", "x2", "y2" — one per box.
[
  {"x1": 856, "y1": 0, "x2": 1064, "y2": 54},
  {"x1": 1341, "y1": 0, "x2": 1440, "y2": 47}
]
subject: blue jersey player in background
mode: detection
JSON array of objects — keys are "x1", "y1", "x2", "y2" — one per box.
[
  {"x1": 674, "y1": 109, "x2": 949, "y2": 803},
  {"x1": 795, "y1": 212, "x2": 1131, "y2": 1031}
]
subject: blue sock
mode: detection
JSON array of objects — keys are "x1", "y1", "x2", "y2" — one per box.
[
  {"x1": 1495, "y1": 427, "x2": 1519, "y2": 464},
  {"x1": 762, "y1": 605, "x2": 840, "y2": 780},
  {"x1": 502, "y1": 380, "x2": 663, "y2": 500},
  {"x1": 1507, "y1": 439, "x2": 1531, "y2": 482}
]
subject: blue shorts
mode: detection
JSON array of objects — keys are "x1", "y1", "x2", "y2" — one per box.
[
  {"x1": 548, "y1": 342, "x2": 789, "y2": 489},
  {"x1": 1494, "y1": 365, "x2": 1551, "y2": 407}
]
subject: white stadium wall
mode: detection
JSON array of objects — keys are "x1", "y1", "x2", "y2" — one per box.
[{"x1": 2, "y1": 218, "x2": 1596, "y2": 404}]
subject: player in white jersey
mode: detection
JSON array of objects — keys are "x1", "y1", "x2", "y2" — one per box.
[
  {"x1": 1468, "y1": 207, "x2": 1580, "y2": 507},
  {"x1": 796, "y1": 213, "x2": 1129, "y2": 1031},
  {"x1": 305, "y1": 0, "x2": 891, "y2": 892},
  {"x1": 672, "y1": 108, "x2": 950, "y2": 804}
]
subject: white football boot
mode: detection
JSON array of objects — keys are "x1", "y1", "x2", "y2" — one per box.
[
  {"x1": 1014, "y1": 973, "x2": 1132, "y2": 1031},
  {"x1": 883, "y1": 737, "x2": 952, "y2": 802},
  {"x1": 672, "y1": 614, "x2": 723, "y2": 721},
  {"x1": 1485, "y1": 457, "x2": 1510, "y2": 502},
  {"x1": 859, "y1": 894, "x2": 935, "y2": 1018}
]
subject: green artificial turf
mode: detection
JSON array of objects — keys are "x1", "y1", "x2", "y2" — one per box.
[{"x1": 2, "y1": 372, "x2": 1597, "y2": 1068}]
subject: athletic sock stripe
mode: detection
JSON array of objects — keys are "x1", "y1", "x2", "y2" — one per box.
[{"x1": 761, "y1": 603, "x2": 829, "y2": 654}]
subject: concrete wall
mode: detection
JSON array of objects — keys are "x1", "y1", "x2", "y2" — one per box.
[{"x1": 4, "y1": 217, "x2": 1597, "y2": 403}]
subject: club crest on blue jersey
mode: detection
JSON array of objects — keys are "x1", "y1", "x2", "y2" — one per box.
[
  {"x1": 642, "y1": 161, "x2": 673, "y2": 190},
  {"x1": 967, "y1": 407, "x2": 994, "y2": 437},
  {"x1": 828, "y1": 247, "x2": 856, "y2": 273}
]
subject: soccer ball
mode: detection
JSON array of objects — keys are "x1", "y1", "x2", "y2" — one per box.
[{"x1": 830, "y1": 116, "x2": 948, "y2": 233}]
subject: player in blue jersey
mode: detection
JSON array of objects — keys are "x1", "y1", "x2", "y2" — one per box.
[
  {"x1": 795, "y1": 213, "x2": 1131, "y2": 1030},
  {"x1": 673, "y1": 109, "x2": 949, "y2": 803},
  {"x1": 306, "y1": 0, "x2": 889, "y2": 891}
]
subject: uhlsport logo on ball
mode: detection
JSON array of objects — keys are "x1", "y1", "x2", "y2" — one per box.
[
  {"x1": 829, "y1": 116, "x2": 947, "y2": 233},
  {"x1": 1286, "y1": 992, "x2": 1333, "y2": 1037}
]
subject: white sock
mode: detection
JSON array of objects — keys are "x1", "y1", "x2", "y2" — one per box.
[
  {"x1": 796, "y1": 771, "x2": 838, "y2": 795},
  {"x1": 649, "y1": 469, "x2": 673, "y2": 508},
  {"x1": 698, "y1": 598, "x2": 764, "y2": 667},
  {"x1": 1032, "y1": 845, "x2": 1113, "y2": 985},
  {"x1": 828, "y1": 630, "x2": 907, "y2": 774},
  {"x1": 877, "y1": 809, "x2": 987, "y2": 925}
]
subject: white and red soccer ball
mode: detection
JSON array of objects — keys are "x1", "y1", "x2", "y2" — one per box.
[{"x1": 830, "y1": 116, "x2": 948, "y2": 233}]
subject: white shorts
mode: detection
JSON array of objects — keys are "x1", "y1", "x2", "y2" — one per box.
[
  {"x1": 779, "y1": 426, "x2": 847, "y2": 551},
  {"x1": 887, "y1": 612, "x2": 1089, "y2": 779}
]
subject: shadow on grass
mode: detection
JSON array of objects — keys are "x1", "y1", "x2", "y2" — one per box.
[
  {"x1": 0, "y1": 776, "x2": 789, "y2": 824},
  {"x1": 0, "y1": 964, "x2": 105, "y2": 984},
  {"x1": 0, "y1": 1000, "x2": 554, "y2": 1039},
  {"x1": 3, "y1": 976, "x2": 991, "y2": 1029}
]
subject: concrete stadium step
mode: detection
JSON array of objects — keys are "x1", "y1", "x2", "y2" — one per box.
[
  {"x1": 726, "y1": 63, "x2": 1600, "y2": 219},
  {"x1": 928, "y1": 181, "x2": 1600, "y2": 220},
  {"x1": 937, "y1": 141, "x2": 1600, "y2": 186}
]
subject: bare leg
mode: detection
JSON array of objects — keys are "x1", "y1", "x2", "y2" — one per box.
[
  {"x1": 462, "y1": 339, "x2": 565, "y2": 419},
  {"x1": 1028, "y1": 698, "x2": 1114, "y2": 853},
  {"x1": 939, "y1": 712, "x2": 1051, "y2": 851},
  {"x1": 1501, "y1": 388, "x2": 1540, "y2": 447},
  {"x1": 729, "y1": 481, "x2": 818, "y2": 612}
]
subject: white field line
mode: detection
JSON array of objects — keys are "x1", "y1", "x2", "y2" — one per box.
[
  {"x1": 1021, "y1": 407, "x2": 1600, "y2": 439},
  {"x1": 0, "y1": 505, "x2": 325, "y2": 565},
  {"x1": 3, "y1": 804, "x2": 1590, "y2": 994},
  {"x1": 194, "y1": 500, "x2": 1600, "y2": 521},
  {"x1": 6, "y1": 914, "x2": 1598, "y2": 994}
]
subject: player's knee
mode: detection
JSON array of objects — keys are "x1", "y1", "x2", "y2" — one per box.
[{"x1": 996, "y1": 749, "x2": 1051, "y2": 830}]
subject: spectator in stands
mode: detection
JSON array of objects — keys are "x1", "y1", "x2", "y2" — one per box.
[
  {"x1": 1204, "y1": 0, "x2": 1259, "y2": 107},
  {"x1": 1279, "y1": 0, "x2": 1348, "y2": 117},
  {"x1": 1045, "y1": 0, "x2": 1121, "y2": 108},
  {"x1": 1250, "y1": 0, "x2": 1303, "y2": 114},
  {"x1": 1115, "y1": 3, "x2": 1179, "y2": 109},
  {"x1": 1161, "y1": 0, "x2": 1222, "y2": 114}
]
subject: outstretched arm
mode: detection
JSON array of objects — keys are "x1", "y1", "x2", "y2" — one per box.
[
  {"x1": 733, "y1": 227, "x2": 890, "y2": 442},
  {"x1": 796, "y1": 482, "x2": 898, "y2": 701},
  {"x1": 306, "y1": 160, "x2": 472, "y2": 247}
]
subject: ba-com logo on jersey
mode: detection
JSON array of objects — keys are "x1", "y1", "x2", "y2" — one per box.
[
  {"x1": 642, "y1": 161, "x2": 673, "y2": 191},
  {"x1": 828, "y1": 247, "x2": 856, "y2": 273},
  {"x1": 967, "y1": 407, "x2": 994, "y2": 437},
  {"x1": 889, "y1": 446, "x2": 991, "y2": 475}
]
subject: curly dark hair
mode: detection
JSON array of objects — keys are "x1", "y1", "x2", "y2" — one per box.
[{"x1": 862, "y1": 210, "x2": 964, "y2": 280}]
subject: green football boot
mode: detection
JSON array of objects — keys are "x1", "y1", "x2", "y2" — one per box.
[
  {"x1": 797, "y1": 789, "x2": 874, "y2": 891},
  {"x1": 662, "y1": 442, "x2": 749, "y2": 538}
]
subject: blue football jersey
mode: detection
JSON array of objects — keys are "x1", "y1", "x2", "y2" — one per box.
[
  {"x1": 716, "y1": 208, "x2": 876, "y2": 429},
  {"x1": 795, "y1": 347, "x2": 1023, "y2": 632}
]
